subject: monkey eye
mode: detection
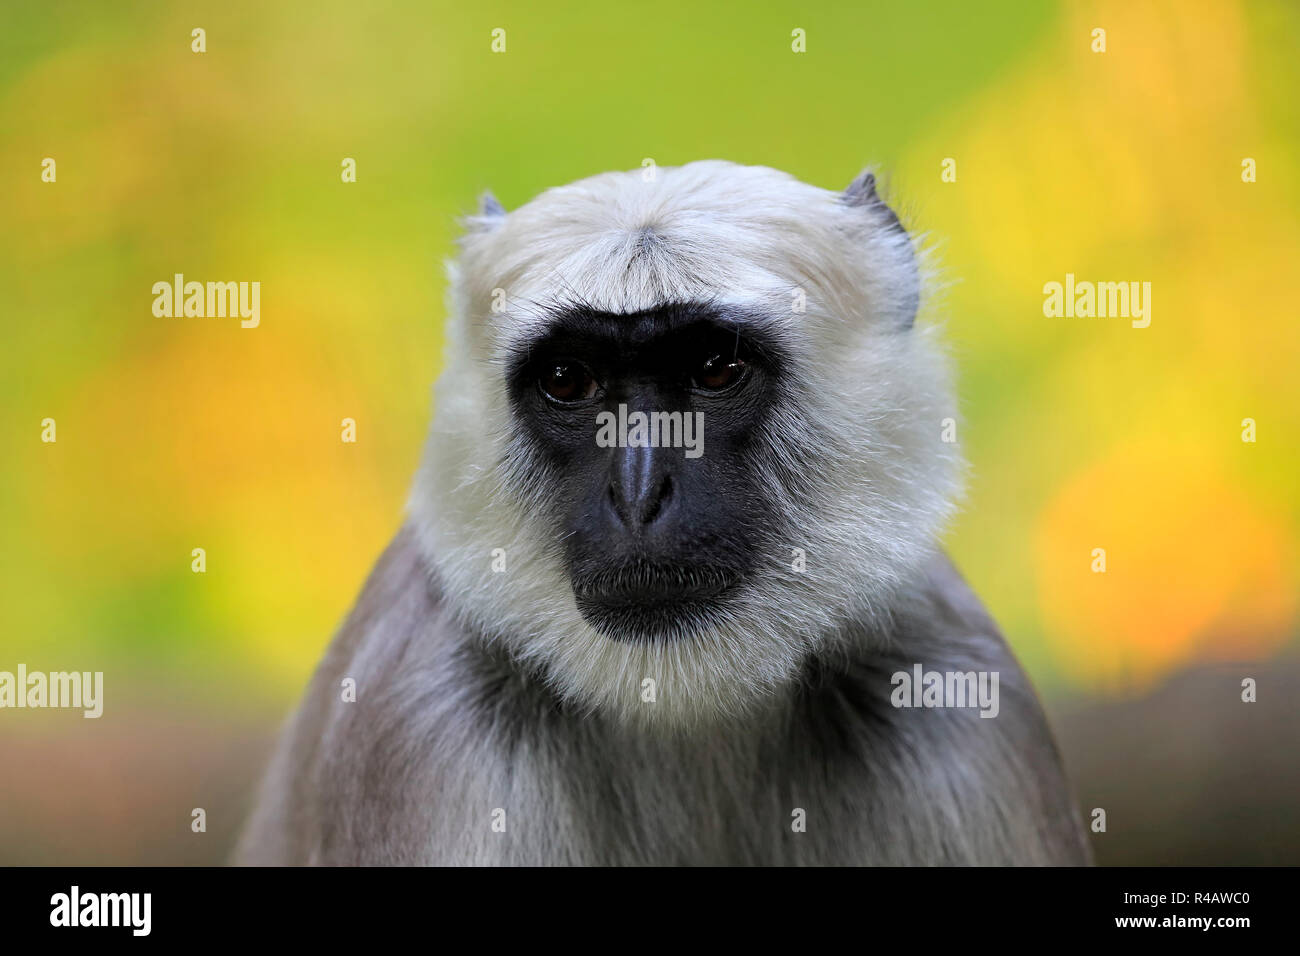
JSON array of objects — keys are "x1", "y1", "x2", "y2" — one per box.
[
  {"x1": 539, "y1": 362, "x2": 599, "y2": 403},
  {"x1": 693, "y1": 354, "x2": 747, "y2": 391}
]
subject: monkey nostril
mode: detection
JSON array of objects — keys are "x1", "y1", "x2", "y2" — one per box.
[
  {"x1": 607, "y1": 482, "x2": 624, "y2": 521},
  {"x1": 641, "y1": 474, "x2": 672, "y2": 526}
]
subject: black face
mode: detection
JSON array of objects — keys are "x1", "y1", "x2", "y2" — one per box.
[{"x1": 506, "y1": 302, "x2": 786, "y2": 642}]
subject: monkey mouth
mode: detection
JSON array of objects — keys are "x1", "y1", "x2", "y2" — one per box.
[{"x1": 570, "y1": 561, "x2": 741, "y2": 640}]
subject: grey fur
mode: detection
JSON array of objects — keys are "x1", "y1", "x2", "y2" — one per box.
[{"x1": 237, "y1": 525, "x2": 1090, "y2": 865}]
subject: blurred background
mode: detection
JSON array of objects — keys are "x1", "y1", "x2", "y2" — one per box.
[{"x1": 1, "y1": 0, "x2": 1296, "y2": 864}]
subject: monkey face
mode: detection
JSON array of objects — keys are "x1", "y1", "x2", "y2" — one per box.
[
  {"x1": 505, "y1": 303, "x2": 790, "y2": 642},
  {"x1": 412, "y1": 161, "x2": 963, "y2": 724}
]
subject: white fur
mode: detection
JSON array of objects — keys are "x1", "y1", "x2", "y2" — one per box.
[{"x1": 409, "y1": 161, "x2": 964, "y2": 727}]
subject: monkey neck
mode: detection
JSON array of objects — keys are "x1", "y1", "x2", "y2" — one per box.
[{"x1": 451, "y1": 610, "x2": 918, "y2": 748}]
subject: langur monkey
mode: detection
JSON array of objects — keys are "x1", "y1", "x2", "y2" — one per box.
[{"x1": 237, "y1": 161, "x2": 1091, "y2": 865}]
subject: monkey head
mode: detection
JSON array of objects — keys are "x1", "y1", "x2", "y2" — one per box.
[{"x1": 411, "y1": 161, "x2": 963, "y2": 726}]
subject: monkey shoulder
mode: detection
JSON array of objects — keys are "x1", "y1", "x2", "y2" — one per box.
[
  {"x1": 240, "y1": 524, "x2": 481, "y2": 864},
  {"x1": 789, "y1": 552, "x2": 1091, "y2": 864}
]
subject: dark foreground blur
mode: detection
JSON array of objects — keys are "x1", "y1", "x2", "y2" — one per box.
[{"x1": 1, "y1": 654, "x2": 1296, "y2": 866}]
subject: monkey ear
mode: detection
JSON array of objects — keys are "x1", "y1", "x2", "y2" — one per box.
[
  {"x1": 463, "y1": 190, "x2": 507, "y2": 236},
  {"x1": 843, "y1": 169, "x2": 918, "y2": 329},
  {"x1": 480, "y1": 191, "x2": 506, "y2": 218},
  {"x1": 842, "y1": 169, "x2": 907, "y2": 236}
]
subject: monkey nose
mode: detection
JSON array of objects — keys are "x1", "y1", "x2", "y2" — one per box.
[{"x1": 607, "y1": 445, "x2": 674, "y2": 531}]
